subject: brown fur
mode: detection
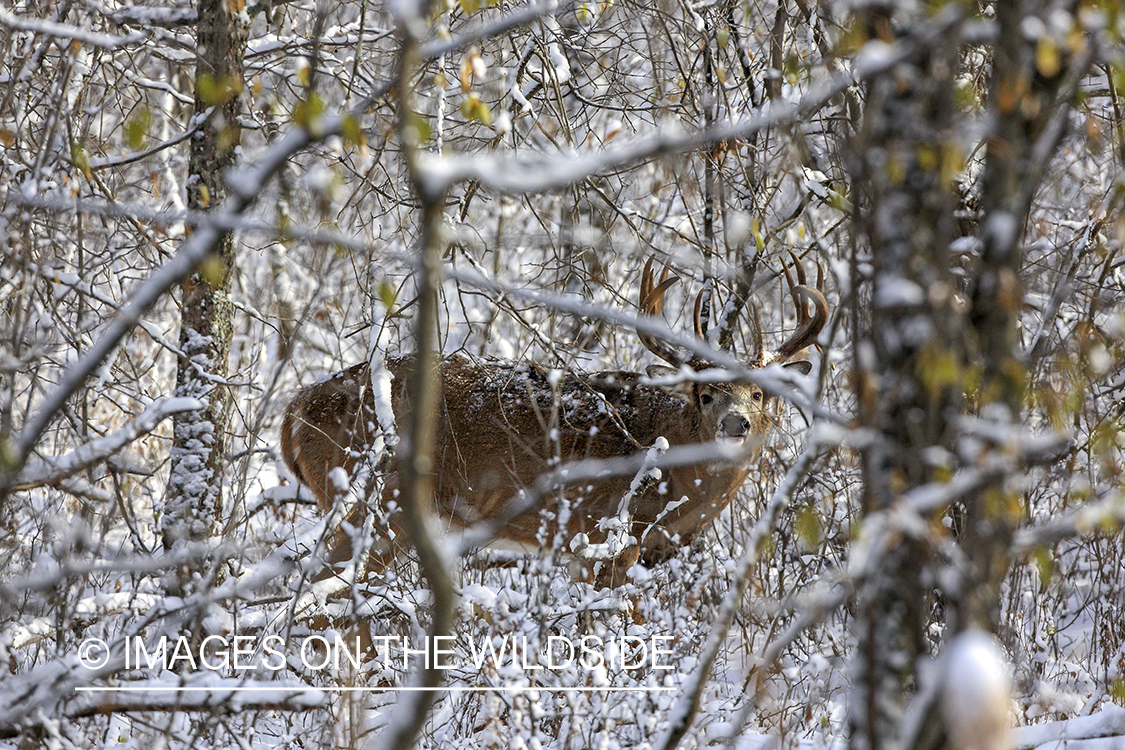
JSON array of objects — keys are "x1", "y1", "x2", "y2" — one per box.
[{"x1": 281, "y1": 353, "x2": 783, "y2": 584}]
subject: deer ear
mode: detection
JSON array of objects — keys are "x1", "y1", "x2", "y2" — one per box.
[
  {"x1": 782, "y1": 360, "x2": 813, "y2": 376},
  {"x1": 646, "y1": 364, "x2": 676, "y2": 379}
]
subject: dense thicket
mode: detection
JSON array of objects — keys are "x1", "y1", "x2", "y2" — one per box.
[{"x1": 0, "y1": 1, "x2": 1122, "y2": 748}]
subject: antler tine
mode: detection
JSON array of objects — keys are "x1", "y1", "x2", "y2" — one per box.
[
  {"x1": 638, "y1": 258, "x2": 684, "y2": 367},
  {"x1": 774, "y1": 251, "x2": 829, "y2": 362},
  {"x1": 748, "y1": 302, "x2": 765, "y2": 367},
  {"x1": 640, "y1": 258, "x2": 676, "y2": 313},
  {"x1": 782, "y1": 250, "x2": 809, "y2": 325},
  {"x1": 790, "y1": 249, "x2": 808, "y2": 285},
  {"x1": 693, "y1": 289, "x2": 706, "y2": 341},
  {"x1": 640, "y1": 257, "x2": 654, "y2": 308}
]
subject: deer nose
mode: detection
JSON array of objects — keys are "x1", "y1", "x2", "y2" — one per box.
[{"x1": 721, "y1": 414, "x2": 750, "y2": 438}]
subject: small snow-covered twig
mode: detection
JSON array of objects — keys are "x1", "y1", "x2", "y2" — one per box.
[
  {"x1": 421, "y1": 7, "x2": 964, "y2": 198},
  {"x1": 34, "y1": 264, "x2": 187, "y2": 358},
  {"x1": 654, "y1": 436, "x2": 823, "y2": 750},
  {"x1": 88, "y1": 116, "x2": 204, "y2": 170},
  {"x1": 574, "y1": 438, "x2": 668, "y2": 562},
  {"x1": 456, "y1": 440, "x2": 745, "y2": 557},
  {"x1": 4, "y1": 126, "x2": 313, "y2": 493}
]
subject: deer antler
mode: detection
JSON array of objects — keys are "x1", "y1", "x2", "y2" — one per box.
[
  {"x1": 638, "y1": 258, "x2": 683, "y2": 366},
  {"x1": 639, "y1": 255, "x2": 825, "y2": 370},
  {"x1": 638, "y1": 258, "x2": 710, "y2": 368},
  {"x1": 772, "y1": 250, "x2": 829, "y2": 363},
  {"x1": 692, "y1": 288, "x2": 706, "y2": 342},
  {"x1": 748, "y1": 303, "x2": 765, "y2": 367}
]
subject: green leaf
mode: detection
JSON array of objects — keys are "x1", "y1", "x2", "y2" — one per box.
[
  {"x1": 378, "y1": 280, "x2": 398, "y2": 313},
  {"x1": 292, "y1": 94, "x2": 327, "y2": 133},
  {"x1": 197, "y1": 73, "x2": 241, "y2": 107},
  {"x1": 460, "y1": 94, "x2": 492, "y2": 126},
  {"x1": 71, "y1": 140, "x2": 91, "y2": 180},
  {"x1": 340, "y1": 114, "x2": 364, "y2": 147},
  {"x1": 124, "y1": 107, "x2": 151, "y2": 151},
  {"x1": 1032, "y1": 546, "x2": 1054, "y2": 590},
  {"x1": 796, "y1": 505, "x2": 822, "y2": 552},
  {"x1": 200, "y1": 254, "x2": 227, "y2": 286}
]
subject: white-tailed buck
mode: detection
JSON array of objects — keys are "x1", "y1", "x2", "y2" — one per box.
[{"x1": 281, "y1": 255, "x2": 828, "y2": 586}]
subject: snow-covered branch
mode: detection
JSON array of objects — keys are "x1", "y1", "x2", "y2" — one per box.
[
  {"x1": 1010, "y1": 706, "x2": 1125, "y2": 750},
  {"x1": 0, "y1": 671, "x2": 325, "y2": 740},
  {"x1": 3, "y1": 125, "x2": 313, "y2": 492},
  {"x1": 1012, "y1": 491, "x2": 1125, "y2": 555},
  {"x1": 421, "y1": 6, "x2": 963, "y2": 196},
  {"x1": 13, "y1": 397, "x2": 204, "y2": 490},
  {"x1": 0, "y1": 7, "x2": 146, "y2": 49}
]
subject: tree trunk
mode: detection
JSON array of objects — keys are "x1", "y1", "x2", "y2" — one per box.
[
  {"x1": 959, "y1": 0, "x2": 1084, "y2": 632},
  {"x1": 161, "y1": 0, "x2": 248, "y2": 577},
  {"x1": 847, "y1": 8, "x2": 965, "y2": 750},
  {"x1": 847, "y1": 4, "x2": 1086, "y2": 750}
]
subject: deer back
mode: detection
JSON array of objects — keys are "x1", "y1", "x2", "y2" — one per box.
[{"x1": 281, "y1": 354, "x2": 757, "y2": 562}]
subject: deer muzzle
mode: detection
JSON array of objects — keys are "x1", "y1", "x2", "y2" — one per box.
[{"x1": 720, "y1": 413, "x2": 751, "y2": 440}]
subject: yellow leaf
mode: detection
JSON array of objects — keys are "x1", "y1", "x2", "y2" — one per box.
[
  {"x1": 379, "y1": 280, "x2": 397, "y2": 313},
  {"x1": 200, "y1": 254, "x2": 227, "y2": 286},
  {"x1": 71, "y1": 140, "x2": 91, "y2": 180},
  {"x1": 1036, "y1": 37, "x2": 1062, "y2": 78}
]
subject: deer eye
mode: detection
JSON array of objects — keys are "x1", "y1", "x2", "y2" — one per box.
[
  {"x1": 700, "y1": 393, "x2": 713, "y2": 406},
  {"x1": 752, "y1": 392, "x2": 763, "y2": 401}
]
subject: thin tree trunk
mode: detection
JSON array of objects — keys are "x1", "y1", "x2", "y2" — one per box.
[
  {"x1": 161, "y1": 0, "x2": 248, "y2": 578},
  {"x1": 847, "y1": 8, "x2": 964, "y2": 750},
  {"x1": 961, "y1": 0, "x2": 1085, "y2": 632}
]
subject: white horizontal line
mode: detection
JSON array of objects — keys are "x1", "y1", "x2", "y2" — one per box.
[{"x1": 75, "y1": 686, "x2": 674, "y2": 693}]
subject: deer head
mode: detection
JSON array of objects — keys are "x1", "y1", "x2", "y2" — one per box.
[{"x1": 636, "y1": 253, "x2": 828, "y2": 453}]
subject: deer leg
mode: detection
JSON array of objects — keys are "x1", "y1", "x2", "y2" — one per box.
[
  {"x1": 314, "y1": 502, "x2": 402, "y2": 584},
  {"x1": 589, "y1": 544, "x2": 641, "y2": 589},
  {"x1": 307, "y1": 486, "x2": 406, "y2": 665},
  {"x1": 638, "y1": 525, "x2": 680, "y2": 567}
]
